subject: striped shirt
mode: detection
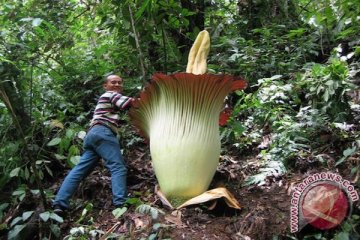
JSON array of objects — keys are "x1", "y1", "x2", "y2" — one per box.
[{"x1": 90, "y1": 91, "x2": 132, "y2": 133}]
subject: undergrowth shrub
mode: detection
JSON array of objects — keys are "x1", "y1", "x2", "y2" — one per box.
[{"x1": 224, "y1": 54, "x2": 359, "y2": 185}]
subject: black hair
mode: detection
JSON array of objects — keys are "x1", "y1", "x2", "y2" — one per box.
[{"x1": 103, "y1": 74, "x2": 122, "y2": 84}]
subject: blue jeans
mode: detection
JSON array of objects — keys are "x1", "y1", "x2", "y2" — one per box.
[{"x1": 53, "y1": 125, "x2": 127, "y2": 209}]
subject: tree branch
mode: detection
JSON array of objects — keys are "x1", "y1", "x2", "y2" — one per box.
[{"x1": 128, "y1": 4, "x2": 147, "y2": 85}]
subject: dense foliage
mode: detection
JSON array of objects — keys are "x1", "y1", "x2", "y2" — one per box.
[{"x1": 0, "y1": 0, "x2": 359, "y2": 239}]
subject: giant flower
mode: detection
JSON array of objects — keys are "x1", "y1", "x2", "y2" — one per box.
[{"x1": 130, "y1": 30, "x2": 246, "y2": 206}]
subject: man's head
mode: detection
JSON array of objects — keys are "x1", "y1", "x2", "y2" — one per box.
[{"x1": 103, "y1": 75, "x2": 123, "y2": 93}]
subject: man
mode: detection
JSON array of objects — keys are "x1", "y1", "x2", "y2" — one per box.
[{"x1": 53, "y1": 75, "x2": 133, "y2": 212}]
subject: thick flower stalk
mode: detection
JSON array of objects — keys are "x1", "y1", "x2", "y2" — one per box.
[{"x1": 130, "y1": 30, "x2": 246, "y2": 204}]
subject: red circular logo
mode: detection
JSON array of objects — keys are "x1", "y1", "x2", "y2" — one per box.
[{"x1": 301, "y1": 183, "x2": 349, "y2": 230}]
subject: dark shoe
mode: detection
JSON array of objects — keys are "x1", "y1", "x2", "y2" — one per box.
[
  {"x1": 114, "y1": 202, "x2": 129, "y2": 209},
  {"x1": 114, "y1": 204, "x2": 124, "y2": 209},
  {"x1": 53, "y1": 205, "x2": 67, "y2": 218}
]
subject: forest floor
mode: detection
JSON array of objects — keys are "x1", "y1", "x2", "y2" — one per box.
[{"x1": 49, "y1": 144, "x2": 359, "y2": 240}]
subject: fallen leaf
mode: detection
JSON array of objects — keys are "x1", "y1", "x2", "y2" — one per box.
[
  {"x1": 178, "y1": 187, "x2": 241, "y2": 209},
  {"x1": 155, "y1": 185, "x2": 241, "y2": 210},
  {"x1": 155, "y1": 185, "x2": 174, "y2": 209},
  {"x1": 165, "y1": 211, "x2": 186, "y2": 228}
]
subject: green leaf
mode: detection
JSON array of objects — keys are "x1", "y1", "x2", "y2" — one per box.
[
  {"x1": 231, "y1": 121, "x2": 246, "y2": 136},
  {"x1": 152, "y1": 222, "x2": 161, "y2": 231},
  {"x1": 269, "y1": 75, "x2": 282, "y2": 80},
  {"x1": 68, "y1": 145, "x2": 80, "y2": 156},
  {"x1": 0, "y1": 203, "x2": 9, "y2": 212},
  {"x1": 0, "y1": 223, "x2": 7, "y2": 231},
  {"x1": 68, "y1": 156, "x2": 80, "y2": 167},
  {"x1": 8, "y1": 224, "x2": 26, "y2": 240},
  {"x1": 355, "y1": 46, "x2": 360, "y2": 56},
  {"x1": 9, "y1": 168, "x2": 21, "y2": 178},
  {"x1": 135, "y1": 0, "x2": 151, "y2": 20},
  {"x1": 112, "y1": 207, "x2": 127, "y2": 219},
  {"x1": 136, "y1": 204, "x2": 163, "y2": 220},
  {"x1": 325, "y1": 80, "x2": 334, "y2": 86},
  {"x1": 244, "y1": 172, "x2": 268, "y2": 186},
  {"x1": 32, "y1": 18, "x2": 42, "y2": 27},
  {"x1": 77, "y1": 131, "x2": 86, "y2": 139},
  {"x1": 24, "y1": 167, "x2": 29, "y2": 180},
  {"x1": 20, "y1": 17, "x2": 33, "y2": 22},
  {"x1": 49, "y1": 213, "x2": 63, "y2": 223},
  {"x1": 30, "y1": 189, "x2": 40, "y2": 195},
  {"x1": 323, "y1": 89, "x2": 329, "y2": 102},
  {"x1": 148, "y1": 233, "x2": 157, "y2": 240},
  {"x1": 50, "y1": 224, "x2": 61, "y2": 237},
  {"x1": 336, "y1": 156, "x2": 346, "y2": 166},
  {"x1": 343, "y1": 146, "x2": 356, "y2": 157},
  {"x1": 19, "y1": 193, "x2": 25, "y2": 201},
  {"x1": 125, "y1": 197, "x2": 143, "y2": 206},
  {"x1": 316, "y1": 85, "x2": 323, "y2": 94},
  {"x1": 81, "y1": 203, "x2": 93, "y2": 217},
  {"x1": 39, "y1": 212, "x2": 50, "y2": 222},
  {"x1": 10, "y1": 217, "x2": 22, "y2": 228},
  {"x1": 22, "y1": 211, "x2": 34, "y2": 221},
  {"x1": 336, "y1": 28, "x2": 355, "y2": 40},
  {"x1": 334, "y1": 232, "x2": 349, "y2": 240},
  {"x1": 287, "y1": 28, "x2": 306, "y2": 38},
  {"x1": 47, "y1": 138, "x2": 61, "y2": 146},
  {"x1": 45, "y1": 165, "x2": 53, "y2": 177},
  {"x1": 65, "y1": 129, "x2": 74, "y2": 138},
  {"x1": 12, "y1": 189, "x2": 25, "y2": 196},
  {"x1": 341, "y1": 221, "x2": 352, "y2": 232},
  {"x1": 54, "y1": 154, "x2": 67, "y2": 160}
]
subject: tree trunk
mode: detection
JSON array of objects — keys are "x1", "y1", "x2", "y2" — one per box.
[
  {"x1": 237, "y1": 0, "x2": 300, "y2": 30},
  {"x1": 0, "y1": 62, "x2": 31, "y2": 134}
]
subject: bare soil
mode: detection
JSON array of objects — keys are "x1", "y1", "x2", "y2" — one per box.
[
  {"x1": 49, "y1": 146, "x2": 359, "y2": 240},
  {"x1": 2, "y1": 142, "x2": 356, "y2": 240}
]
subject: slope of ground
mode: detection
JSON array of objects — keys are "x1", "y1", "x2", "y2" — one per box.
[{"x1": 49, "y1": 146, "x2": 359, "y2": 240}]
